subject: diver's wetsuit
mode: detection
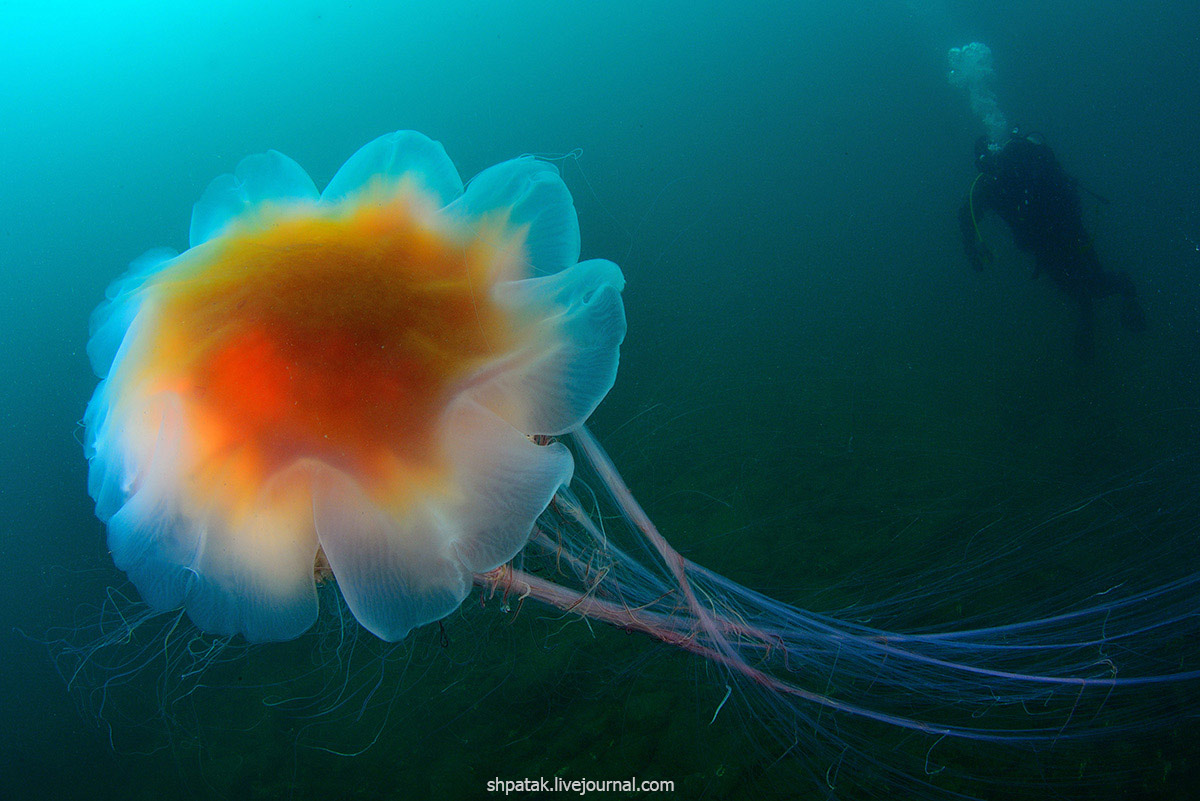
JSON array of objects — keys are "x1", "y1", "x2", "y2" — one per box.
[{"x1": 959, "y1": 135, "x2": 1145, "y2": 359}]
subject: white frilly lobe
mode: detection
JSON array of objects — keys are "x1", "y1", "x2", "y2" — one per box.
[
  {"x1": 86, "y1": 247, "x2": 176, "y2": 378},
  {"x1": 313, "y1": 399, "x2": 573, "y2": 641},
  {"x1": 320, "y1": 130, "x2": 463, "y2": 207},
  {"x1": 189, "y1": 150, "x2": 319, "y2": 247},
  {"x1": 445, "y1": 157, "x2": 582, "y2": 276},
  {"x1": 100, "y1": 393, "x2": 198, "y2": 618},
  {"x1": 178, "y1": 463, "x2": 322, "y2": 642},
  {"x1": 475, "y1": 259, "x2": 626, "y2": 436}
]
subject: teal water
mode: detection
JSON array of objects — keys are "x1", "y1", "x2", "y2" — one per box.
[{"x1": 3, "y1": 1, "x2": 1199, "y2": 798}]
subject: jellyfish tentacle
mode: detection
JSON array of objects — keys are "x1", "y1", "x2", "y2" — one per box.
[
  {"x1": 320, "y1": 130, "x2": 462, "y2": 207},
  {"x1": 189, "y1": 150, "x2": 319, "y2": 247},
  {"x1": 514, "y1": 429, "x2": 1200, "y2": 749},
  {"x1": 446, "y1": 157, "x2": 581, "y2": 276}
]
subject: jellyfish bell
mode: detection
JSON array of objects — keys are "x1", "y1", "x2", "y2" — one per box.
[{"x1": 83, "y1": 130, "x2": 627, "y2": 644}]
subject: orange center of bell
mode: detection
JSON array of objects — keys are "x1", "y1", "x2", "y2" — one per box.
[{"x1": 142, "y1": 191, "x2": 525, "y2": 503}]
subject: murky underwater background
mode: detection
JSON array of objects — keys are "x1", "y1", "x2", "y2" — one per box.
[{"x1": 2, "y1": 0, "x2": 1199, "y2": 798}]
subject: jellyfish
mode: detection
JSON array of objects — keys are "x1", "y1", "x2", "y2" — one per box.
[
  {"x1": 82, "y1": 131, "x2": 1200, "y2": 796},
  {"x1": 85, "y1": 130, "x2": 627, "y2": 644}
]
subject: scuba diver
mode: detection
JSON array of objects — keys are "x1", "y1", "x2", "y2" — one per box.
[{"x1": 959, "y1": 130, "x2": 1146, "y2": 359}]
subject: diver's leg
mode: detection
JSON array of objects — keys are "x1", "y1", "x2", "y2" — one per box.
[{"x1": 1086, "y1": 251, "x2": 1146, "y2": 332}]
